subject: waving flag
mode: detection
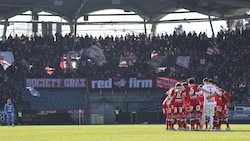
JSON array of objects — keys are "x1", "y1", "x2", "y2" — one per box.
[
  {"x1": 0, "y1": 51, "x2": 14, "y2": 70},
  {"x1": 60, "y1": 49, "x2": 84, "y2": 71},
  {"x1": 85, "y1": 44, "x2": 106, "y2": 66},
  {"x1": 151, "y1": 50, "x2": 159, "y2": 58},
  {"x1": 26, "y1": 87, "x2": 40, "y2": 97},
  {"x1": 44, "y1": 66, "x2": 56, "y2": 75},
  {"x1": 176, "y1": 56, "x2": 190, "y2": 68},
  {"x1": 206, "y1": 46, "x2": 220, "y2": 55},
  {"x1": 147, "y1": 56, "x2": 167, "y2": 68}
]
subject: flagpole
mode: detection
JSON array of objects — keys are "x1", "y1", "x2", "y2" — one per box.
[
  {"x1": 73, "y1": 19, "x2": 77, "y2": 51},
  {"x1": 73, "y1": 0, "x2": 87, "y2": 50},
  {"x1": 208, "y1": 11, "x2": 215, "y2": 44},
  {"x1": 143, "y1": 19, "x2": 147, "y2": 37}
]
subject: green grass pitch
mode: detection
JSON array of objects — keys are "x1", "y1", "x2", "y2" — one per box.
[{"x1": 0, "y1": 124, "x2": 249, "y2": 141}]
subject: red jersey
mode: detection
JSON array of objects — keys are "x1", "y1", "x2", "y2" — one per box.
[
  {"x1": 162, "y1": 97, "x2": 168, "y2": 109},
  {"x1": 215, "y1": 88, "x2": 224, "y2": 106},
  {"x1": 183, "y1": 85, "x2": 190, "y2": 106},
  {"x1": 162, "y1": 96, "x2": 168, "y2": 115},
  {"x1": 162, "y1": 88, "x2": 174, "y2": 115},
  {"x1": 167, "y1": 88, "x2": 175, "y2": 105},
  {"x1": 172, "y1": 87, "x2": 186, "y2": 114},
  {"x1": 198, "y1": 93, "x2": 204, "y2": 104},
  {"x1": 172, "y1": 88, "x2": 186, "y2": 106},
  {"x1": 222, "y1": 91, "x2": 230, "y2": 104},
  {"x1": 188, "y1": 84, "x2": 200, "y2": 105}
]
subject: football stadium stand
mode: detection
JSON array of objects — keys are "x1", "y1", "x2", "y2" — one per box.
[{"x1": 0, "y1": 0, "x2": 249, "y2": 124}]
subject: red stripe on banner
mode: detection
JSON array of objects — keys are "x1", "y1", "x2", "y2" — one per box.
[{"x1": 156, "y1": 77, "x2": 179, "y2": 89}]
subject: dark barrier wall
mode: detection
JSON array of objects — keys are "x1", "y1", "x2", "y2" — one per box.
[
  {"x1": 117, "y1": 112, "x2": 164, "y2": 124},
  {"x1": 17, "y1": 110, "x2": 250, "y2": 125},
  {"x1": 21, "y1": 110, "x2": 79, "y2": 125},
  {"x1": 46, "y1": 113, "x2": 75, "y2": 125},
  {"x1": 22, "y1": 113, "x2": 76, "y2": 125}
]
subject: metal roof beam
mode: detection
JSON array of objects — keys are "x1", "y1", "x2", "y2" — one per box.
[
  {"x1": 1, "y1": 0, "x2": 52, "y2": 19},
  {"x1": 174, "y1": 1, "x2": 224, "y2": 18},
  {"x1": 203, "y1": 0, "x2": 250, "y2": 8},
  {"x1": 122, "y1": 1, "x2": 151, "y2": 22}
]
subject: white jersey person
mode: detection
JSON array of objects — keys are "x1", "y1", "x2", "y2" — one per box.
[{"x1": 200, "y1": 78, "x2": 221, "y2": 130}]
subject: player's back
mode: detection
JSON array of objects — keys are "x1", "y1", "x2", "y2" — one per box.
[
  {"x1": 202, "y1": 84, "x2": 217, "y2": 102},
  {"x1": 188, "y1": 84, "x2": 199, "y2": 99}
]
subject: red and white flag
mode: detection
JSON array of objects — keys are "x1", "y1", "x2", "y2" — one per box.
[
  {"x1": 85, "y1": 44, "x2": 107, "y2": 66},
  {"x1": 0, "y1": 51, "x2": 14, "y2": 70},
  {"x1": 60, "y1": 49, "x2": 84, "y2": 70},
  {"x1": 151, "y1": 50, "x2": 158, "y2": 58},
  {"x1": 206, "y1": 46, "x2": 220, "y2": 55},
  {"x1": 157, "y1": 77, "x2": 179, "y2": 89},
  {"x1": 44, "y1": 66, "x2": 56, "y2": 75}
]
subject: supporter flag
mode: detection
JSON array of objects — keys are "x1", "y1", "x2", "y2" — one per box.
[
  {"x1": 176, "y1": 56, "x2": 190, "y2": 68},
  {"x1": 151, "y1": 50, "x2": 158, "y2": 58},
  {"x1": 60, "y1": 57, "x2": 67, "y2": 69},
  {"x1": 44, "y1": 66, "x2": 56, "y2": 75},
  {"x1": 84, "y1": 44, "x2": 107, "y2": 66},
  {"x1": 60, "y1": 49, "x2": 84, "y2": 70},
  {"x1": 147, "y1": 56, "x2": 167, "y2": 68},
  {"x1": 206, "y1": 47, "x2": 214, "y2": 55},
  {"x1": 119, "y1": 51, "x2": 137, "y2": 67},
  {"x1": 206, "y1": 46, "x2": 220, "y2": 55},
  {"x1": 214, "y1": 46, "x2": 220, "y2": 54},
  {"x1": 62, "y1": 50, "x2": 82, "y2": 60},
  {"x1": 26, "y1": 87, "x2": 40, "y2": 97},
  {"x1": 0, "y1": 51, "x2": 14, "y2": 70}
]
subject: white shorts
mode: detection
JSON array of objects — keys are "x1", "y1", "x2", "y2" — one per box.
[{"x1": 203, "y1": 102, "x2": 215, "y2": 116}]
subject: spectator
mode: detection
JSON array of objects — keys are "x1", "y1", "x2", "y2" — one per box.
[{"x1": 0, "y1": 28, "x2": 249, "y2": 108}]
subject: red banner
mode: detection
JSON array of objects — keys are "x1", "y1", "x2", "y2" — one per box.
[{"x1": 156, "y1": 77, "x2": 179, "y2": 89}]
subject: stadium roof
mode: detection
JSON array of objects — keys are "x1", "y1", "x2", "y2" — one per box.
[{"x1": 0, "y1": 0, "x2": 250, "y2": 23}]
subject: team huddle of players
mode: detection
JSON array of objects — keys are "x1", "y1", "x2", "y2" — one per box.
[{"x1": 162, "y1": 78, "x2": 230, "y2": 131}]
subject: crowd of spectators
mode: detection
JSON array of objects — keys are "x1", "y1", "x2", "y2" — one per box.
[{"x1": 0, "y1": 28, "x2": 249, "y2": 109}]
